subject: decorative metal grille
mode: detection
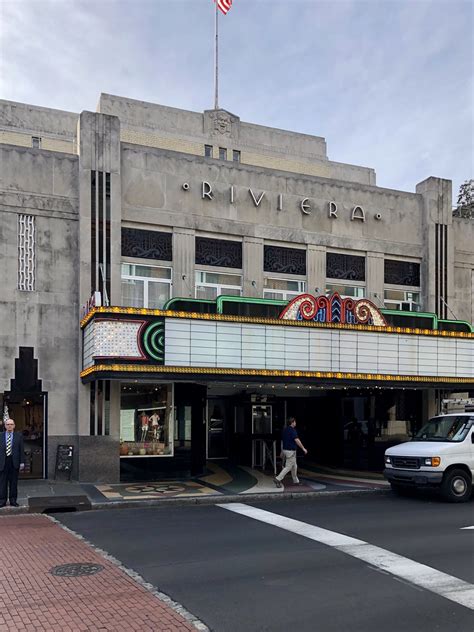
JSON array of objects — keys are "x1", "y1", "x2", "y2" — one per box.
[
  {"x1": 326, "y1": 253, "x2": 365, "y2": 281},
  {"x1": 121, "y1": 228, "x2": 172, "y2": 261},
  {"x1": 195, "y1": 237, "x2": 242, "y2": 268},
  {"x1": 384, "y1": 259, "x2": 420, "y2": 286},
  {"x1": 263, "y1": 246, "x2": 306, "y2": 275},
  {"x1": 18, "y1": 214, "x2": 35, "y2": 291}
]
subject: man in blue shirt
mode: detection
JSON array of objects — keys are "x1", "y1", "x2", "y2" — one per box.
[{"x1": 274, "y1": 417, "x2": 308, "y2": 487}]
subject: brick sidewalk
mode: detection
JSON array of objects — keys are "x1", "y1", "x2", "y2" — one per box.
[{"x1": 0, "y1": 515, "x2": 203, "y2": 631}]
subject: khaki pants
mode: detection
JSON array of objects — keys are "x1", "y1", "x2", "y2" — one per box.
[{"x1": 276, "y1": 450, "x2": 299, "y2": 483}]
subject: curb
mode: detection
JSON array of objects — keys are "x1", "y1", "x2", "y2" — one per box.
[{"x1": 2, "y1": 487, "x2": 390, "y2": 515}]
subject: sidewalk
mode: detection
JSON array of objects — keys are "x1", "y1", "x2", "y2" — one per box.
[
  {"x1": 1, "y1": 463, "x2": 388, "y2": 515},
  {"x1": 0, "y1": 514, "x2": 206, "y2": 632}
]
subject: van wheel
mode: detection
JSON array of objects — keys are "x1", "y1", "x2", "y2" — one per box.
[{"x1": 441, "y1": 469, "x2": 472, "y2": 503}]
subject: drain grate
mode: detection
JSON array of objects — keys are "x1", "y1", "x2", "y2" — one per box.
[{"x1": 50, "y1": 563, "x2": 104, "y2": 577}]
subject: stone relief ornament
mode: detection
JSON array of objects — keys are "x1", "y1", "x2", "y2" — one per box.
[
  {"x1": 204, "y1": 109, "x2": 239, "y2": 138},
  {"x1": 214, "y1": 111, "x2": 232, "y2": 136}
]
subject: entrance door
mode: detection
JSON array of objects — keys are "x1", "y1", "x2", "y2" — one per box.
[
  {"x1": 207, "y1": 399, "x2": 228, "y2": 459},
  {"x1": 2, "y1": 393, "x2": 46, "y2": 479}
]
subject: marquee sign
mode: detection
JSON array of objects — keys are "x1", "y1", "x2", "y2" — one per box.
[{"x1": 279, "y1": 293, "x2": 388, "y2": 327}]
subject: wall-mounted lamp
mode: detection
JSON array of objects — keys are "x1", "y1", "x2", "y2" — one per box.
[
  {"x1": 315, "y1": 287, "x2": 320, "y2": 294},
  {"x1": 251, "y1": 280, "x2": 257, "y2": 287},
  {"x1": 182, "y1": 274, "x2": 186, "y2": 281}
]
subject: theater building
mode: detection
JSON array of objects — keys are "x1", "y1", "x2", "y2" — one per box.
[{"x1": 0, "y1": 94, "x2": 473, "y2": 482}]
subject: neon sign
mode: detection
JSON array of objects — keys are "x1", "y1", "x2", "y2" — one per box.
[{"x1": 279, "y1": 293, "x2": 388, "y2": 326}]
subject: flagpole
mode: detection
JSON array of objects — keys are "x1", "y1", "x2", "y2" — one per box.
[{"x1": 214, "y1": 1, "x2": 219, "y2": 109}]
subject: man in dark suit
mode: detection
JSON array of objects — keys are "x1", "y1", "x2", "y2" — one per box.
[{"x1": 0, "y1": 418, "x2": 25, "y2": 507}]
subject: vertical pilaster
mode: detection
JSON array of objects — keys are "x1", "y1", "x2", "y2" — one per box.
[
  {"x1": 366, "y1": 252, "x2": 385, "y2": 308},
  {"x1": 307, "y1": 245, "x2": 326, "y2": 295},
  {"x1": 172, "y1": 228, "x2": 195, "y2": 298},
  {"x1": 77, "y1": 111, "x2": 121, "y2": 443},
  {"x1": 243, "y1": 237, "x2": 263, "y2": 297},
  {"x1": 416, "y1": 177, "x2": 453, "y2": 316}
]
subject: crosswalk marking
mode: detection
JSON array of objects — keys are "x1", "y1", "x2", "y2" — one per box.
[{"x1": 218, "y1": 503, "x2": 474, "y2": 611}]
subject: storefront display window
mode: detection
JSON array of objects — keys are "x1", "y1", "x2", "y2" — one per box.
[{"x1": 120, "y1": 383, "x2": 173, "y2": 457}]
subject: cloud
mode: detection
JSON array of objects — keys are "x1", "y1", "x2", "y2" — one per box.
[{"x1": 0, "y1": 0, "x2": 472, "y2": 200}]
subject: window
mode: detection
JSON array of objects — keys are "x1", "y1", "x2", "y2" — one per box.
[
  {"x1": 383, "y1": 260, "x2": 421, "y2": 311},
  {"x1": 384, "y1": 259, "x2": 420, "y2": 286},
  {"x1": 121, "y1": 264, "x2": 172, "y2": 309},
  {"x1": 31, "y1": 136, "x2": 41, "y2": 149},
  {"x1": 120, "y1": 383, "x2": 174, "y2": 457},
  {"x1": 384, "y1": 288, "x2": 421, "y2": 312},
  {"x1": 264, "y1": 246, "x2": 306, "y2": 275},
  {"x1": 264, "y1": 278, "x2": 305, "y2": 301},
  {"x1": 195, "y1": 237, "x2": 242, "y2": 268},
  {"x1": 195, "y1": 271, "x2": 242, "y2": 300},
  {"x1": 219, "y1": 147, "x2": 227, "y2": 160},
  {"x1": 233, "y1": 150, "x2": 241, "y2": 162},
  {"x1": 325, "y1": 283, "x2": 365, "y2": 299},
  {"x1": 121, "y1": 228, "x2": 172, "y2": 261},
  {"x1": 326, "y1": 252, "x2": 365, "y2": 281},
  {"x1": 204, "y1": 144, "x2": 213, "y2": 158}
]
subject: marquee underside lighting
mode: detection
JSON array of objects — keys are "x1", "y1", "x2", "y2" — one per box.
[{"x1": 80, "y1": 363, "x2": 473, "y2": 385}]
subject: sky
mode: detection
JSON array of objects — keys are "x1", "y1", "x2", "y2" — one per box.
[{"x1": 1, "y1": 0, "x2": 472, "y2": 203}]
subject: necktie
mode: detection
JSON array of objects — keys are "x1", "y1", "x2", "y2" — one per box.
[{"x1": 6, "y1": 433, "x2": 12, "y2": 457}]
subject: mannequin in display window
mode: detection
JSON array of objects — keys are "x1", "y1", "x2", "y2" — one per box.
[
  {"x1": 150, "y1": 411, "x2": 161, "y2": 441},
  {"x1": 139, "y1": 412, "x2": 149, "y2": 442}
]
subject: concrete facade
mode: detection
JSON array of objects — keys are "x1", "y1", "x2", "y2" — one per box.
[{"x1": 0, "y1": 94, "x2": 472, "y2": 482}]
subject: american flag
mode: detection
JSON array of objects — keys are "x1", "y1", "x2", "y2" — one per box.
[{"x1": 215, "y1": 0, "x2": 232, "y2": 15}]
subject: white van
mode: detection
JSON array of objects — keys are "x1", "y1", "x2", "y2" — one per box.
[{"x1": 384, "y1": 412, "x2": 474, "y2": 502}]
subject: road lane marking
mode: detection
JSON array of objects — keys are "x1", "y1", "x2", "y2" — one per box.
[
  {"x1": 461, "y1": 526, "x2": 474, "y2": 530},
  {"x1": 218, "y1": 503, "x2": 474, "y2": 611}
]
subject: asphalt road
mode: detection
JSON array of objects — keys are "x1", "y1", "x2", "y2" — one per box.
[{"x1": 58, "y1": 492, "x2": 474, "y2": 632}]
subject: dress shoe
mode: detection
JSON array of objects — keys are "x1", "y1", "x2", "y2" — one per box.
[{"x1": 9, "y1": 502, "x2": 19, "y2": 507}]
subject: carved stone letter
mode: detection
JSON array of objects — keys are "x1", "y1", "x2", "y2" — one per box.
[
  {"x1": 300, "y1": 198, "x2": 311, "y2": 215},
  {"x1": 249, "y1": 189, "x2": 265, "y2": 207},
  {"x1": 230, "y1": 186, "x2": 234, "y2": 204},
  {"x1": 328, "y1": 201, "x2": 338, "y2": 218},
  {"x1": 351, "y1": 205, "x2": 366, "y2": 222},
  {"x1": 202, "y1": 181, "x2": 213, "y2": 200},
  {"x1": 278, "y1": 194, "x2": 283, "y2": 211}
]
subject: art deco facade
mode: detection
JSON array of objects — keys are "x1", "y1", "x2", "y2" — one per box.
[{"x1": 0, "y1": 94, "x2": 473, "y2": 482}]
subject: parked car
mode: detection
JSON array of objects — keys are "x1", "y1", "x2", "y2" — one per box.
[{"x1": 384, "y1": 413, "x2": 474, "y2": 502}]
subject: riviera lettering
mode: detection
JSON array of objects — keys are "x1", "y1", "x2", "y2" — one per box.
[{"x1": 185, "y1": 181, "x2": 383, "y2": 221}]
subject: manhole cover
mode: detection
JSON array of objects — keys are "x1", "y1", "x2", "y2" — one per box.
[{"x1": 50, "y1": 563, "x2": 104, "y2": 577}]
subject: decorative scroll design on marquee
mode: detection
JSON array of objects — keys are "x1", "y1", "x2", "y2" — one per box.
[
  {"x1": 18, "y1": 214, "x2": 36, "y2": 291},
  {"x1": 195, "y1": 237, "x2": 242, "y2": 268},
  {"x1": 384, "y1": 259, "x2": 420, "y2": 286},
  {"x1": 326, "y1": 253, "x2": 365, "y2": 281},
  {"x1": 279, "y1": 293, "x2": 388, "y2": 326},
  {"x1": 141, "y1": 320, "x2": 165, "y2": 363},
  {"x1": 121, "y1": 228, "x2": 172, "y2": 261},
  {"x1": 264, "y1": 246, "x2": 306, "y2": 275}
]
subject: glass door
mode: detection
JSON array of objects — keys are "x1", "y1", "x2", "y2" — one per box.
[{"x1": 207, "y1": 399, "x2": 228, "y2": 459}]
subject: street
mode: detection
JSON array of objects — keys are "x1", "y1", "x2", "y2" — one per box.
[{"x1": 58, "y1": 493, "x2": 474, "y2": 632}]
